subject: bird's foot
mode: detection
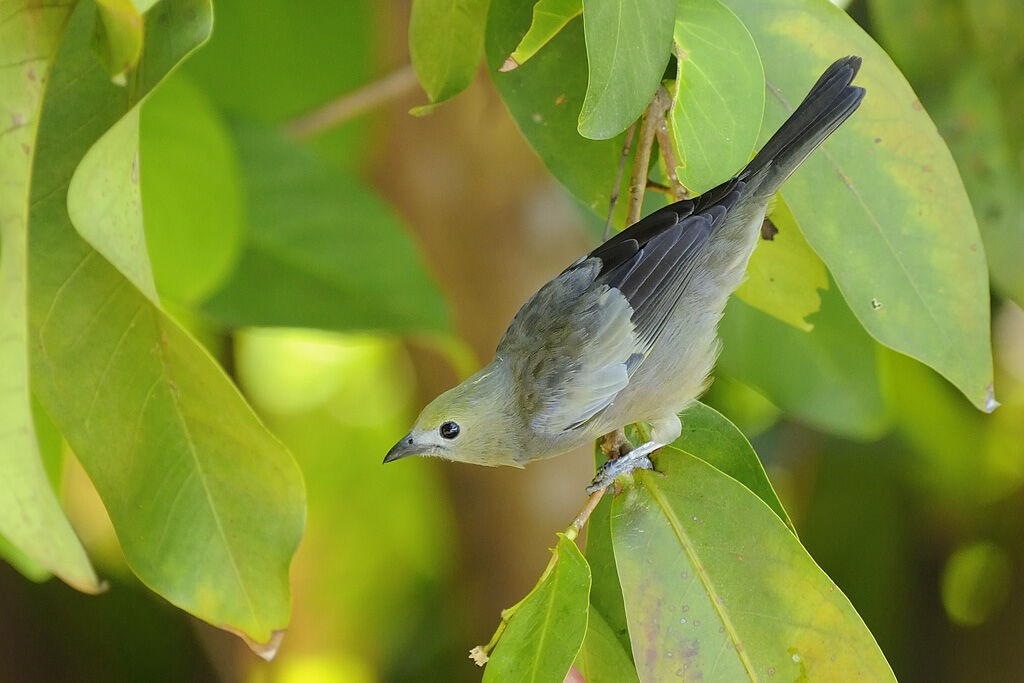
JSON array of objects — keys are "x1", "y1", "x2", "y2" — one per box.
[
  {"x1": 586, "y1": 444, "x2": 657, "y2": 494},
  {"x1": 599, "y1": 428, "x2": 632, "y2": 460}
]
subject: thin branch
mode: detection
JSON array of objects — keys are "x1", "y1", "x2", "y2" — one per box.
[
  {"x1": 626, "y1": 103, "x2": 659, "y2": 227},
  {"x1": 286, "y1": 64, "x2": 420, "y2": 139},
  {"x1": 604, "y1": 122, "x2": 637, "y2": 240},
  {"x1": 652, "y1": 86, "x2": 689, "y2": 200}
]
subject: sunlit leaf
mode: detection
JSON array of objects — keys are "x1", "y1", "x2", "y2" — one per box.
[
  {"x1": 674, "y1": 402, "x2": 793, "y2": 531},
  {"x1": 670, "y1": 0, "x2": 763, "y2": 193},
  {"x1": 140, "y1": 72, "x2": 244, "y2": 303},
  {"x1": 502, "y1": 0, "x2": 581, "y2": 70},
  {"x1": 734, "y1": 197, "x2": 828, "y2": 331},
  {"x1": 723, "y1": 0, "x2": 995, "y2": 412},
  {"x1": 202, "y1": 123, "x2": 451, "y2": 334},
  {"x1": 611, "y1": 450, "x2": 895, "y2": 681},
  {"x1": 718, "y1": 286, "x2": 891, "y2": 439},
  {"x1": 27, "y1": 0, "x2": 304, "y2": 652},
  {"x1": 487, "y1": 0, "x2": 632, "y2": 219},
  {"x1": 578, "y1": 0, "x2": 676, "y2": 139},
  {"x1": 0, "y1": 0, "x2": 99, "y2": 593},
  {"x1": 484, "y1": 534, "x2": 591, "y2": 682},
  {"x1": 409, "y1": 0, "x2": 489, "y2": 108},
  {"x1": 93, "y1": 0, "x2": 144, "y2": 81}
]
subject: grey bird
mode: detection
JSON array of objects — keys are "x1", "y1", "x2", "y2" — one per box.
[{"x1": 385, "y1": 56, "x2": 866, "y2": 492}]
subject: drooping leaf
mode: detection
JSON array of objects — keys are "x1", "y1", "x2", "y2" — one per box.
[
  {"x1": 670, "y1": 0, "x2": 764, "y2": 193},
  {"x1": 673, "y1": 402, "x2": 793, "y2": 531},
  {"x1": 574, "y1": 607, "x2": 640, "y2": 683},
  {"x1": 27, "y1": 0, "x2": 305, "y2": 653},
  {"x1": 0, "y1": 0, "x2": 99, "y2": 593},
  {"x1": 718, "y1": 285, "x2": 891, "y2": 440},
  {"x1": 734, "y1": 196, "x2": 828, "y2": 331},
  {"x1": 202, "y1": 123, "x2": 450, "y2": 334},
  {"x1": 487, "y1": 0, "x2": 632, "y2": 218},
  {"x1": 140, "y1": 72, "x2": 244, "y2": 304},
  {"x1": 502, "y1": 0, "x2": 581, "y2": 70},
  {"x1": 583, "y1": 475, "x2": 632, "y2": 655},
  {"x1": 183, "y1": 0, "x2": 375, "y2": 169},
  {"x1": 722, "y1": 0, "x2": 995, "y2": 412},
  {"x1": 67, "y1": 109, "x2": 157, "y2": 302},
  {"x1": 93, "y1": 0, "x2": 144, "y2": 81},
  {"x1": 578, "y1": 0, "x2": 677, "y2": 139},
  {"x1": 484, "y1": 534, "x2": 591, "y2": 683},
  {"x1": 409, "y1": 0, "x2": 490, "y2": 109},
  {"x1": 611, "y1": 450, "x2": 895, "y2": 681}
]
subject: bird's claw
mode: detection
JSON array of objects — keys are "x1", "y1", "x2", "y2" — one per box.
[{"x1": 586, "y1": 452, "x2": 654, "y2": 494}]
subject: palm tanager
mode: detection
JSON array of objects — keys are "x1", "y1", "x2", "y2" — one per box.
[{"x1": 385, "y1": 56, "x2": 865, "y2": 493}]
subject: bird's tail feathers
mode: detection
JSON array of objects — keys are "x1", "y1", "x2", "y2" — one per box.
[{"x1": 741, "y1": 56, "x2": 865, "y2": 197}]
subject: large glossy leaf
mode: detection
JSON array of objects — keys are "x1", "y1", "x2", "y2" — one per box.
[
  {"x1": 722, "y1": 0, "x2": 995, "y2": 412},
  {"x1": 487, "y1": 0, "x2": 632, "y2": 219},
  {"x1": 27, "y1": 0, "x2": 304, "y2": 653},
  {"x1": 0, "y1": 0, "x2": 99, "y2": 592},
  {"x1": 611, "y1": 450, "x2": 895, "y2": 681},
  {"x1": 674, "y1": 402, "x2": 792, "y2": 531},
  {"x1": 202, "y1": 123, "x2": 450, "y2": 334},
  {"x1": 669, "y1": 0, "x2": 763, "y2": 194},
  {"x1": 578, "y1": 0, "x2": 676, "y2": 139},
  {"x1": 733, "y1": 197, "x2": 828, "y2": 331},
  {"x1": 409, "y1": 0, "x2": 490, "y2": 109},
  {"x1": 139, "y1": 72, "x2": 244, "y2": 304},
  {"x1": 484, "y1": 534, "x2": 591, "y2": 683},
  {"x1": 718, "y1": 285, "x2": 891, "y2": 439}
]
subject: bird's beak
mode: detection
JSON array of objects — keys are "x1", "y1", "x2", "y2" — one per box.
[{"x1": 383, "y1": 433, "x2": 418, "y2": 464}]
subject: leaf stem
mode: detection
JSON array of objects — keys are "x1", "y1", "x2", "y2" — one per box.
[
  {"x1": 285, "y1": 64, "x2": 419, "y2": 139},
  {"x1": 604, "y1": 122, "x2": 637, "y2": 240},
  {"x1": 626, "y1": 86, "x2": 676, "y2": 226}
]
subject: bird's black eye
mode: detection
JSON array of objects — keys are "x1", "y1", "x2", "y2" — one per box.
[{"x1": 439, "y1": 421, "x2": 460, "y2": 439}]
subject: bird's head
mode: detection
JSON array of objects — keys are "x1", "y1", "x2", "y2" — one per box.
[{"x1": 383, "y1": 362, "x2": 521, "y2": 467}]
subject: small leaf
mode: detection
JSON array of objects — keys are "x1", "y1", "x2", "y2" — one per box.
[
  {"x1": 718, "y1": 286, "x2": 891, "y2": 439},
  {"x1": 673, "y1": 402, "x2": 793, "y2": 532},
  {"x1": 574, "y1": 607, "x2": 640, "y2": 683},
  {"x1": 503, "y1": 0, "x2": 582, "y2": 70},
  {"x1": 140, "y1": 72, "x2": 244, "y2": 303},
  {"x1": 202, "y1": 123, "x2": 451, "y2": 334},
  {"x1": 93, "y1": 0, "x2": 144, "y2": 81},
  {"x1": 409, "y1": 0, "x2": 490, "y2": 105},
  {"x1": 0, "y1": 0, "x2": 100, "y2": 594},
  {"x1": 578, "y1": 0, "x2": 677, "y2": 139},
  {"x1": 487, "y1": 0, "x2": 632, "y2": 217},
  {"x1": 484, "y1": 534, "x2": 591, "y2": 682},
  {"x1": 723, "y1": 0, "x2": 995, "y2": 412},
  {"x1": 611, "y1": 451, "x2": 895, "y2": 681},
  {"x1": 670, "y1": 0, "x2": 764, "y2": 193},
  {"x1": 734, "y1": 196, "x2": 828, "y2": 331},
  {"x1": 28, "y1": 0, "x2": 304, "y2": 651}
]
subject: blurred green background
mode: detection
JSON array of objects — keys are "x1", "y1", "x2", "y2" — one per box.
[{"x1": 3, "y1": 0, "x2": 1023, "y2": 681}]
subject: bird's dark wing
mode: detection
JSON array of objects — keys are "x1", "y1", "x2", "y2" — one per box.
[{"x1": 496, "y1": 180, "x2": 744, "y2": 435}]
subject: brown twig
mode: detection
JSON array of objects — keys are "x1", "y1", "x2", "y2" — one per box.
[
  {"x1": 626, "y1": 104, "x2": 660, "y2": 227},
  {"x1": 652, "y1": 86, "x2": 689, "y2": 200},
  {"x1": 604, "y1": 122, "x2": 637, "y2": 240},
  {"x1": 286, "y1": 64, "x2": 420, "y2": 139}
]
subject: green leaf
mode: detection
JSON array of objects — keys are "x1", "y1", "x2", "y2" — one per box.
[
  {"x1": 865, "y1": 0, "x2": 962, "y2": 95},
  {"x1": 409, "y1": 0, "x2": 490, "y2": 107},
  {"x1": 578, "y1": 0, "x2": 677, "y2": 139},
  {"x1": 27, "y1": 0, "x2": 304, "y2": 653},
  {"x1": 0, "y1": 0, "x2": 100, "y2": 594},
  {"x1": 722, "y1": 0, "x2": 995, "y2": 412},
  {"x1": 140, "y1": 72, "x2": 244, "y2": 303},
  {"x1": 503, "y1": 0, "x2": 581, "y2": 70},
  {"x1": 487, "y1": 0, "x2": 631, "y2": 217},
  {"x1": 583, "y1": 482, "x2": 632, "y2": 655},
  {"x1": 484, "y1": 534, "x2": 591, "y2": 683},
  {"x1": 670, "y1": 0, "x2": 764, "y2": 193},
  {"x1": 183, "y1": 0, "x2": 374, "y2": 169},
  {"x1": 67, "y1": 109, "x2": 157, "y2": 302},
  {"x1": 93, "y1": 0, "x2": 144, "y2": 81},
  {"x1": 963, "y1": 0, "x2": 1024, "y2": 153},
  {"x1": 718, "y1": 285, "x2": 891, "y2": 439},
  {"x1": 734, "y1": 197, "x2": 827, "y2": 331},
  {"x1": 674, "y1": 402, "x2": 793, "y2": 532},
  {"x1": 611, "y1": 451, "x2": 895, "y2": 681},
  {"x1": 575, "y1": 607, "x2": 640, "y2": 683},
  {"x1": 202, "y1": 123, "x2": 451, "y2": 334}
]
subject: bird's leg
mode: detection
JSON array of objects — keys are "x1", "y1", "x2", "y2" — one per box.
[{"x1": 587, "y1": 415, "x2": 682, "y2": 494}]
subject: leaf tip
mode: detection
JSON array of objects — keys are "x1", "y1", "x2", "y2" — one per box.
[
  {"x1": 984, "y1": 384, "x2": 1000, "y2": 414},
  {"x1": 469, "y1": 645, "x2": 489, "y2": 667},
  {"x1": 498, "y1": 56, "x2": 519, "y2": 72},
  {"x1": 226, "y1": 626, "x2": 287, "y2": 661}
]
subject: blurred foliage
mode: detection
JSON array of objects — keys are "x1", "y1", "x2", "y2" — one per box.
[{"x1": 2, "y1": 0, "x2": 1024, "y2": 681}]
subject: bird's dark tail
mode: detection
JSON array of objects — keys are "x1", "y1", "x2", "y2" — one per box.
[{"x1": 740, "y1": 56, "x2": 865, "y2": 197}]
